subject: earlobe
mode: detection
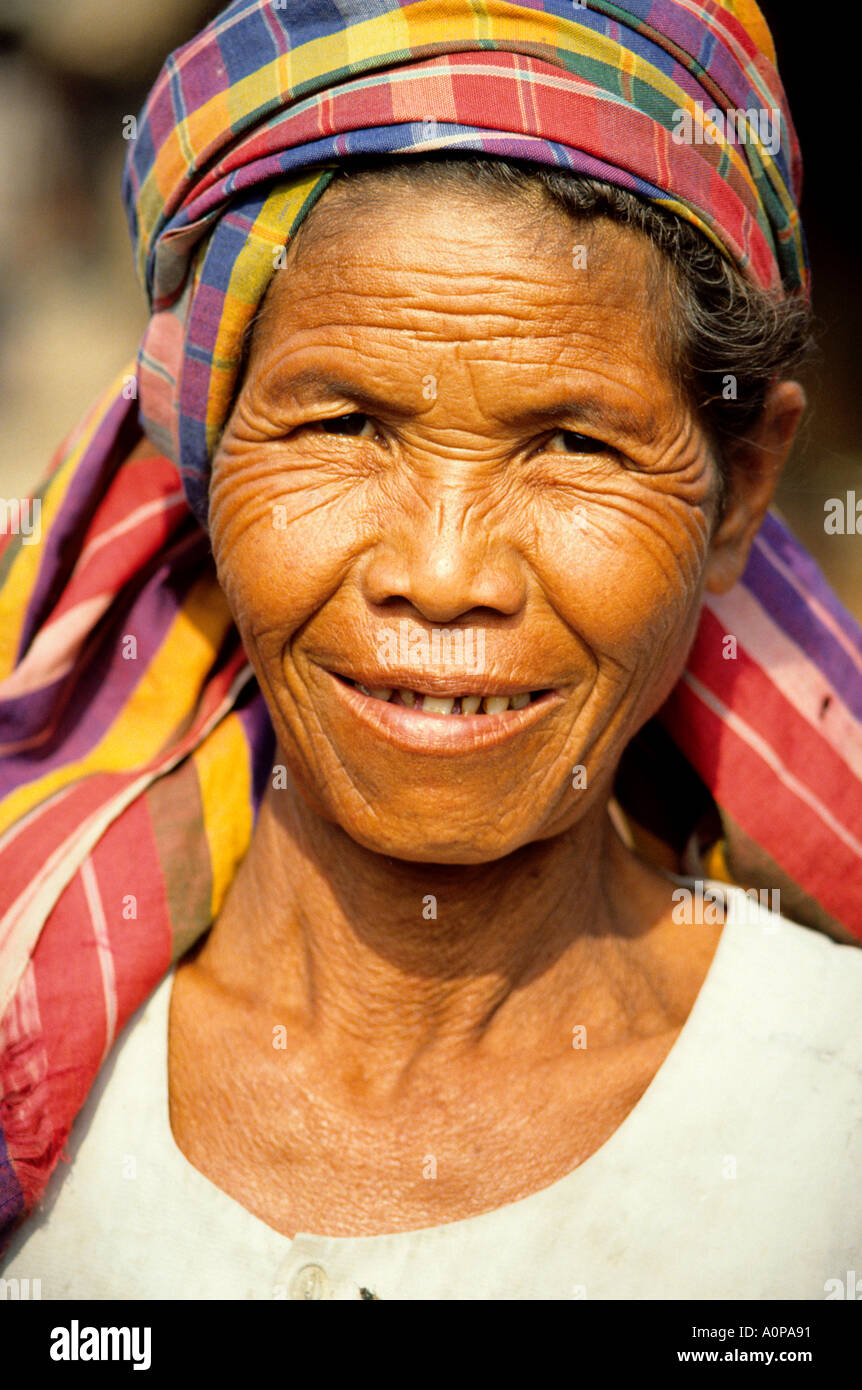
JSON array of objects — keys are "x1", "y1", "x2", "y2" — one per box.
[{"x1": 704, "y1": 379, "x2": 806, "y2": 595}]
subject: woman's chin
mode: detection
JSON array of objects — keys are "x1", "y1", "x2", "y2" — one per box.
[
  {"x1": 355, "y1": 837, "x2": 515, "y2": 866},
  {"x1": 338, "y1": 814, "x2": 528, "y2": 864},
  {"x1": 279, "y1": 748, "x2": 590, "y2": 864},
  {"x1": 294, "y1": 790, "x2": 536, "y2": 864}
]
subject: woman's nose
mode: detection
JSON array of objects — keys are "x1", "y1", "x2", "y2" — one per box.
[{"x1": 359, "y1": 492, "x2": 527, "y2": 624}]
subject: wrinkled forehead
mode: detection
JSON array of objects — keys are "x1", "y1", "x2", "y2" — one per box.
[
  {"x1": 290, "y1": 171, "x2": 654, "y2": 274},
  {"x1": 246, "y1": 179, "x2": 667, "y2": 367}
]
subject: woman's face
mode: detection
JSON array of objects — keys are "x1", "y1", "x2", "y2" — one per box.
[{"x1": 209, "y1": 182, "x2": 726, "y2": 864}]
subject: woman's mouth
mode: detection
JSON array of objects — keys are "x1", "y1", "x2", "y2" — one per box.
[
  {"x1": 347, "y1": 680, "x2": 551, "y2": 716},
  {"x1": 325, "y1": 671, "x2": 563, "y2": 754}
]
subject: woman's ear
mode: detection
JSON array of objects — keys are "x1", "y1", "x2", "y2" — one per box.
[{"x1": 704, "y1": 379, "x2": 806, "y2": 595}]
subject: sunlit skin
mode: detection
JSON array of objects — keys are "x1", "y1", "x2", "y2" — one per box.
[{"x1": 168, "y1": 180, "x2": 805, "y2": 1236}]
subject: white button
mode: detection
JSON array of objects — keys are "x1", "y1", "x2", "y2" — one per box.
[{"x1": 289, "y1": 1264, "x2": 332, "y2": 1300}]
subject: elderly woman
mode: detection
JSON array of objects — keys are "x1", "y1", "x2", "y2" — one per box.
[{"x1": 1, "y1": 0, "x2": 860, "y2": 1301}]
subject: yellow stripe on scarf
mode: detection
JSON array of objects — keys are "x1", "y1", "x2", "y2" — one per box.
[
  {"x1": 0, "y1": 366, "x2": 134, "y2": 682},
  {"x1": 194, "y1": 712, "x2": 254, "y2": 924},
  {"x1": 0, "y1": 572, "x2": 234, "y2": 836}
]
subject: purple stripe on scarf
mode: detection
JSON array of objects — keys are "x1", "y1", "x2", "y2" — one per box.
[
  {"x1": 0, "y1": 529, "x2": 213, "y2": 796},
  {"x1": 759, "y1": 511, "x2": 862, "y2": 649},
  {"x1": 235, "y1": 689, "x2": 276, "y2": 815},
  {"x1": 19, "y1": 393, "x2": 141, "y2": 664},
  {"x1": 0, "y1": 1120, "x2": 24, "y2": 1243},
  {"x1": 744, "y1": 514, "x2": 862, "y2": 719}
]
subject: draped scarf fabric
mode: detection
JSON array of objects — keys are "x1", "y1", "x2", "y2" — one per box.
[{"x1": 1, "y1": 0, "x2": 860, "y2": 1249}]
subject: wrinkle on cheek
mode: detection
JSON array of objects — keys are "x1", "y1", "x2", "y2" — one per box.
[
  {"x1": 530, "y1": 482, "x2": 711, "y2": 671},
  {"x1": 210, "y1": 451, "x2": 367, "y2": 597},
  {"x1": 621, "y1": 503, "x2": 710, "y2": 603},
  {"x1": 549, "y1": 475, "x2": 708, "y2": 572},
  {"x1": 211, "y1": 505, "x2": 370, "y2": 650}
]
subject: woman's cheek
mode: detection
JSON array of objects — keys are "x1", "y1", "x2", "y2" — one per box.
[
  {"x1": 209, "y1": 465, "x2": 371, "y2": 649},
  {"x1": 539, "y1": 487, "x2": 710, "y2": 669}
]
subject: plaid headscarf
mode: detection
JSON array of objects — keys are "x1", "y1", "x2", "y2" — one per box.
[
  {"x1": 2, "y1": 0, "x2": 860, "y2": 1250},
  {"x1": 126, "y1": 0, "x2": 807, "y2": 527}
]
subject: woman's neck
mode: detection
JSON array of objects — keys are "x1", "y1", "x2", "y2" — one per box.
[{"x1": 194, "y1": 766, "x2": 693, "y2": 1072}]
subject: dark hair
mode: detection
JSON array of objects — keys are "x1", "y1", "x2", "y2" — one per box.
[{"x1": 239, "y1": 153, "x2": 813, "y2": 512}]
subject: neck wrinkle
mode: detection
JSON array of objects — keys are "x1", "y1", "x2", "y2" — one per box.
[{"x1": 200, "y1": 767, "x2": 649, "y2": 1064}]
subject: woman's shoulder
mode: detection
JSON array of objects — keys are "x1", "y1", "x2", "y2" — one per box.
[{"x1": 695, "y1": 878, "x2": 862, "y2": 1067}]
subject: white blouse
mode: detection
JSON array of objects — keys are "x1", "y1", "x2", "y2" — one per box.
[{"x1": 3, "y1": 880, "x2": 860, "y2": 1300}]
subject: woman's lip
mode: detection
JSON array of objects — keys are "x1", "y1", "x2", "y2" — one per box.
[{"x1": 326, "y1": 670, "x2": 563, "y2": 755}]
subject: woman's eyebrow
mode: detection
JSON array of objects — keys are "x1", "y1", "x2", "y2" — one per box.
[
  {"x1": 265, "y1": 368, "x2": 656, "y2": 439},
  {"x1": 262, "y1": 369, "x2": 415, "y2": 418},
  {"x1": 500, "y1": 397, "x2": 657, "y2": 440}
]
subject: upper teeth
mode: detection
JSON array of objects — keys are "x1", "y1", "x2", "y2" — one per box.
[{"x1": 356, "y1": 684, "x2": 535, "y2": 714}]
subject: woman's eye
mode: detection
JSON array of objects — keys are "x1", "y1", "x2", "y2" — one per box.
[
  {"x1": 543, "y1": 430, "x2": 609, "y2": 455},
  {"x1": 317, "y1": 412, "x2": 377, "y2": 438}
]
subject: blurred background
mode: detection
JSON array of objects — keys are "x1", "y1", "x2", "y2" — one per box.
[{"x1": 0, "y1": 1, "x2": 858, "y2": 616}]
